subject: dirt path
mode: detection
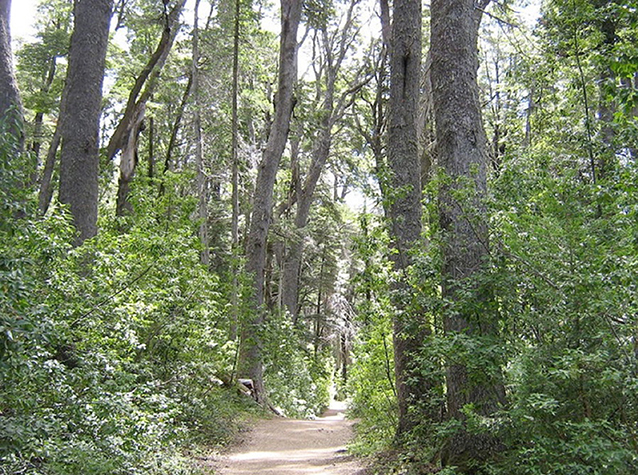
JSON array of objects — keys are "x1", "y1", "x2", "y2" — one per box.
[{"x1": 217, "y1": 401, "x2": 367, "y2": 474}]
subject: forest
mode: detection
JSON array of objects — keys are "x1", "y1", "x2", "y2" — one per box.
[{"x1": 1, "y1": 0, "x2": 638, "y2": 473}]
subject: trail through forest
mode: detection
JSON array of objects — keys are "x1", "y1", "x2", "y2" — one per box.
[{"x1": 216, "y1": 401, "x2": 367, "y2": 474}]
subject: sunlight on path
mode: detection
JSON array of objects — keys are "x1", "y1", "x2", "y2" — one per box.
[{"x1": 217, "y1": 400, "x2": 366, "y2": 475}]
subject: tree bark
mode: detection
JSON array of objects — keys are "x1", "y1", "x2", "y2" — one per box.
[
  {"x1": 115, "y1": 102, "x2": 145, "y2": 217},
  {"x1": 58, "y1": 0, "x2": 113, "y2": 245},
  {"x1": 30, "y1": 56, "x2": 57, "y2": 161},
  {"x1": 192, "y1": 0, "x2": 209, "y2": 265},
  {"x1": 230, "y1": 0, "x2": 242, "y2": 341},
  {"x1": 161, "y1": 71, "x2": 193, "y2": 188},
  {"x1": 387, "y1": 0, "x2": 436, "y2": 437},
  {"x1": 0, "y1": 0, "x2": 23, "y2": 149},
  {"x1": 112, "y1": 0, "x2": 185, "y2": 216},
  {"x1": 240, "y1": 0, "x2": 301, "y2": 403},
  {"x1": 431, "y1": 0, "x2": 505, "y2": 470},
  {"x1": 280, "y1": 1, "x2": 363, "y2": 321},
  {"x1": 38, "y1": 127, "x2": 62, "y2": 214},
  {"x1": 231, "y1": 0, "x2": 241, "y2": 251}
]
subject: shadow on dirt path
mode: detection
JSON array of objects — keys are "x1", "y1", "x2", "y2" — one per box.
[{"x1": 217, "y1": 400, "x2": 367, "y2": 474}]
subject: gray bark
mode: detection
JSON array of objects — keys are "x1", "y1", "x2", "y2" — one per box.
[
  {"x1": 231, "y1": 0, "x2": 241, "y2": 251},
  {"x1": 387, "y1": 0, "x2": 435, "y2": 437},
  {"x1": 112, "y1": 0, "x2": 185, "y2": 216},
  {"x1": 192, "y1": 0, "x2": 209, "y2": 265},
  {"x1": 58, "y1": 0, "x2": 113, "y2": 245},
  {"x1": 230, "y1": 0, "x2": 241, "y2": 341},
  {"x1": 281, "y1": 0, "x2": 361, "y2": 321},
  {"x1": 431, "y1": 0, "x2": 505, "y2": 469},
  {"x1": 240, "y1": 0, "x2": 301, "y2": 403},
  {"x1": 31, "y1": 56, "x2": 57, "y2": 161},
  {"x1": 0, "y1": 0, "x2": 22, "y2": 148},
  {"x1": 39, "y1": 127, "x2": 62, "y2": 215},
  {"x1": 115, "y1": 102, "x2": 145, "y2": 217}
]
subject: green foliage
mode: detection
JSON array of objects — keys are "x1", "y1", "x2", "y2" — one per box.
[
  {"x1": 262, "y1": 311, "x2": 332, "y2": 418},
  {"x1": 347, "y1": 314, "x2": 397, "y2": 456},
  {"x1": 0, "y1": 153, "x2": 252, "y2": 474},
  {"x1": 484, "y1": 152, "x2": 638, "y2": 474},
  {"x1": 347, "y1": 213, "x2": 398, "y2": 455}
]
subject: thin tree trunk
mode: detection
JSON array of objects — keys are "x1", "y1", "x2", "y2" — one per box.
[
  {"x1": 628, "y1": 73, "x2": 638, "y2": 160},
  {"x1": 596, "y1": 15, "x2": 617, "y2": 178},
  {"x1": 230, "y1": 0, "x2": 241, "y2": 342},
  {"x1": 431, "y1": 0, "x2": 505, "y2": 469},
  {"x1": 38, "y1": 50, "x2": 65, "y2": 215},
  {"x1": 231, "y1": 0, "x2": 241, "y2": 250},
  {"x1": 281, "y1": 0, "x2": 362, "y2": 321},
  {"x1": 115, "y1": 102, "x2": 145, "y2": 217},
  {"x1": 161, "y1": 71, "x2": 193, "y2": 187},
  {"x1": 58, "y1": 0, "x2": 113, "y2": 245},
  {"x1": 240, "y1": 0, "x2": 301, "y2": 404},
  {"x1": 192, "y1": 0, "x2": 209, "y2": 265},
  {"x1": 148, "y1": 116, "x2": 154, "y2": 178},
  {"x1": 31, "y1": 56, "x2": 57, "y2": 162},
  {"x1": 38, "y1": 127, "x2": 61, "y2": 214},
  {"x1": 112, "y1": 0, "x2": 185, "y2": 216}
]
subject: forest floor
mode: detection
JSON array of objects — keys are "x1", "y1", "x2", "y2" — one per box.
[{"x1": 213, "y1": 400, "x2": 369, "y2": 474}]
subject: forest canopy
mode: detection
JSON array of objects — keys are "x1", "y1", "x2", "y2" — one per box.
[{"x1": 1, "y1": 0, "x2": 638, "y2": 474}]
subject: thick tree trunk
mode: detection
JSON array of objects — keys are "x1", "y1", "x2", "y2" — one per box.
[
  {"x1": 58, "y1": 0, "x2": 113, "y2": 245},
  {"x1": 387, "y1": 0, "x2": 436, "y2": 437},
  {"x1": 0, "y1": 0, "x2": 23, "y2": 149},
  {"x1": 431, "y1": 0, "x2": 505, "y2": 470},
  {"x1": 239, "y1": 0, "x2": 301, "y2": 403}
]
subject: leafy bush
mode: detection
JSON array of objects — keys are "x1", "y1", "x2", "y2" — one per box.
[
  {"x1": 0, "y1": 164, "x2": 253, "y2": 474},
  {"x1": 263, "y1": 312, "x2": 332, "y2": 418}
]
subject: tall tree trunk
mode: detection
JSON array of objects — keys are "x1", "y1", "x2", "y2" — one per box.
[
  {"x1": 594, "y1": 13, "x2": 617, "y2": 179},
  {"x1": 627, "y1": 72, "x2": 638, "y2": 160},
  {"x1": 431, "y1": 0, "x2": 505, "y2": 470},
  {"x1": 281, "y1": 0, "x2": 362, "y2": 321},
  {"x1": 0, "y1": 0, "x2": 23, "y2": 150},
  {"x1": 58, "y1": 0, "x2": 113, "y2": 245},
  {"x1": 231, "y1": 0, "x2": 241, "y2": 252},
  {"x1": 192, "y1": 0, "x2": 209, "y2": 265},
  {"x1": 112, "y1": 0, "x2": 185, "y2": 216},
  {"x1": 230, "y1": 0, "x2": 241, "y2": 341},
  {"x1": 240, "y1": 0, "x2": 301, "y2": 404},
  {"x1": 387, "y1": 0, "x2": 436, "y2": 437},
  {"x1": 280, "y1": 65, "x2": 334, "y2": 321},
  {"x1": 37, "y1": 42, "x2": 65, "y2": 214}
]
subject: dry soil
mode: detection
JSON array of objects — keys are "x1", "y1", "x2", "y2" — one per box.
[{"x1": 216, "y1": 401, "x2": 367, "y2": 474}]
